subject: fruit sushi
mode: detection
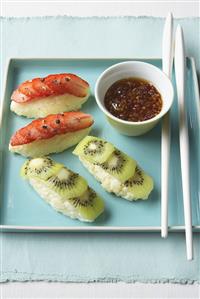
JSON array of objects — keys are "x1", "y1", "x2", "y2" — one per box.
[
  {"x1": 73, "y1": 136, "x2": 154, "y2": 201},
  {"x1": 11, "y1": 73, "x2": 90, "y2": 118},
  {"x1": 21, "y1": 157, "x2": 104, "y2": 222},
  {"x1": 9, "y1": 112, "x2": 93, "y2": 157}
]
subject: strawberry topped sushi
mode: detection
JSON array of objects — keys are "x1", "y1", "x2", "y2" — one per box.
[
  {"x1": 9, "y1": 111, "x2": 93, "y2": 157},
  {"x1": 10, "y1": 73, "x2": 90, "y2": 118}
]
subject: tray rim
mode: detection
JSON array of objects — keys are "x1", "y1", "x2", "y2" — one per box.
[
  {"x1": 1, "y1": 225, "x2": 200, "y2": 233},
  {"x1": 0, "y1": 56, "x2": 199, "y2": 232}
]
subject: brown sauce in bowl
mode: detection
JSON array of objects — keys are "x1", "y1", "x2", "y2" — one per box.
[{"x1": 104, "y1": 78, "x2": 162, "y2": 122}]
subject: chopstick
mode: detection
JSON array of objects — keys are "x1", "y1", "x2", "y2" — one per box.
[
  {"x1": 174, "y1": 25, "x2": 193, "y2": 260},
  {"x1": 161, "y1": 13, "x2": 173, "y2": 238}
]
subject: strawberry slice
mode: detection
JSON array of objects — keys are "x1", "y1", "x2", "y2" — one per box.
[
  {"x1": 11, "y1": 89, "x2": 30, "y2": 103},
  {"x1": 32, "y1": 78, "x2": 53, "y2": 97},
  {"x1": 60, "y1": 74, "x2": 89, "y2": 97},
  {"x1": 62, "y1": 74, "x2": 89, "y2": 89},
  {"x1": 19, "y1": 80, "x2": 40, "y2": 98},
  {"x1": 45, "y1": 74, "x2": 67, "y2": 94},
  {"x1": 45, "y1": 74, "x2": 88, "y2": 97}
]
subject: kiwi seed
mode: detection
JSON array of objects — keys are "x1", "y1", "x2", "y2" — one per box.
[
  {"x1": 48, "y1": 172, "x2": 79, "y2": 190},
  {"x1": 124, "y1": 167, "x2": 144, "y2": 186},
  {"x1": 69, "y1": 188, "x2": 95, "y2": 208},
  {"x1": 45, "y1": 167, "x2": 88, "y2": 198},
  {"x1": 29, "y1": 157, "x2": 53, "y2": 175},
  {"x1": 83, "y1": 140, "x2": 106, "y2": 156},
  {"x1": 97, "y1": 149, "x2": 136, "y2": 183},
  {"x1": 100, "y1": 150, "x2": 125, "y2": 173}
]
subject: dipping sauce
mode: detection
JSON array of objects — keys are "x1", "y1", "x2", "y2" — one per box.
[{"x1": 104, "y1": 78, "x2": 162, "y2": 122}]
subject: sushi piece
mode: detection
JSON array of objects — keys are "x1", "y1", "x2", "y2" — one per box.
[
  {"x1": 21, "y1": 157, "x2": 104, "y2": 222},
  {"x1": 11, "y1": 73, "x2": 90, "y2": 118},
  {"x1": 9, "y1": 112, "x2": 93, "y2": 157},
  {"x1": 73, "y1": 136, "x2": 154, "y2": 201}
]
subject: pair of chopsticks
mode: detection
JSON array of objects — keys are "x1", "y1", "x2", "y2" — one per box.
[{"x1": 161, "y1": 13, "x2": 193, "y2": 260}]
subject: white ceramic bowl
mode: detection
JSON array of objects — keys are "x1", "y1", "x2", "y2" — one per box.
[{"x1": 95, "y1": 61, "x2": 174, "y2": 136}]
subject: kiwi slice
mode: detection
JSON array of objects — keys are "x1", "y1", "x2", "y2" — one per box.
[
  {"x1": 45, "y1": 167, "x2": 88, "y2": 198},
  {"x1": 67, "y1": 187, "x2": 104, "y2": 222},
  {"x1": 21, "y1": 157, "x2": 63, "y2": 180},
  {"x1": 99, "y1": 150, "x2": 136, "y2": 183},
  {"x1": 123, "y1": 166, "x2": 154, "y2": 200},
  {"x1": 73, "y1": 136, "x2": 115, "y2": 163}
]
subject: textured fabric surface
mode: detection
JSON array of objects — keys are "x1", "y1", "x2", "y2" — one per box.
[
  {"x1": 0, "y1": 16, "x2": 200, "y2": 283},
  {"x1": 1, "y1": 232, "x2": 200, "y2": 283}
]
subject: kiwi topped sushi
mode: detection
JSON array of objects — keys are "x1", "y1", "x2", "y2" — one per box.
[
  {"x1": 21, "y1": 157, "x2": 105, "y2": 222},
  {"x1": 73, "y1": 136, "x2": 154, "y2": 201}
]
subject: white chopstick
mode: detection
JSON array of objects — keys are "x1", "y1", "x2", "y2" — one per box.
[
  {"x1": 161, "y1": 13, "x2": 173, "y2": 238},
  {"x1": 174, "y1": 25, "x2": 193, "y2": 260}
]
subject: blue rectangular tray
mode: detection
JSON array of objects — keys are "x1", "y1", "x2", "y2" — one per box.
[{"x1": 0, "y1": 58, "x2": 199, "y2": 232}]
